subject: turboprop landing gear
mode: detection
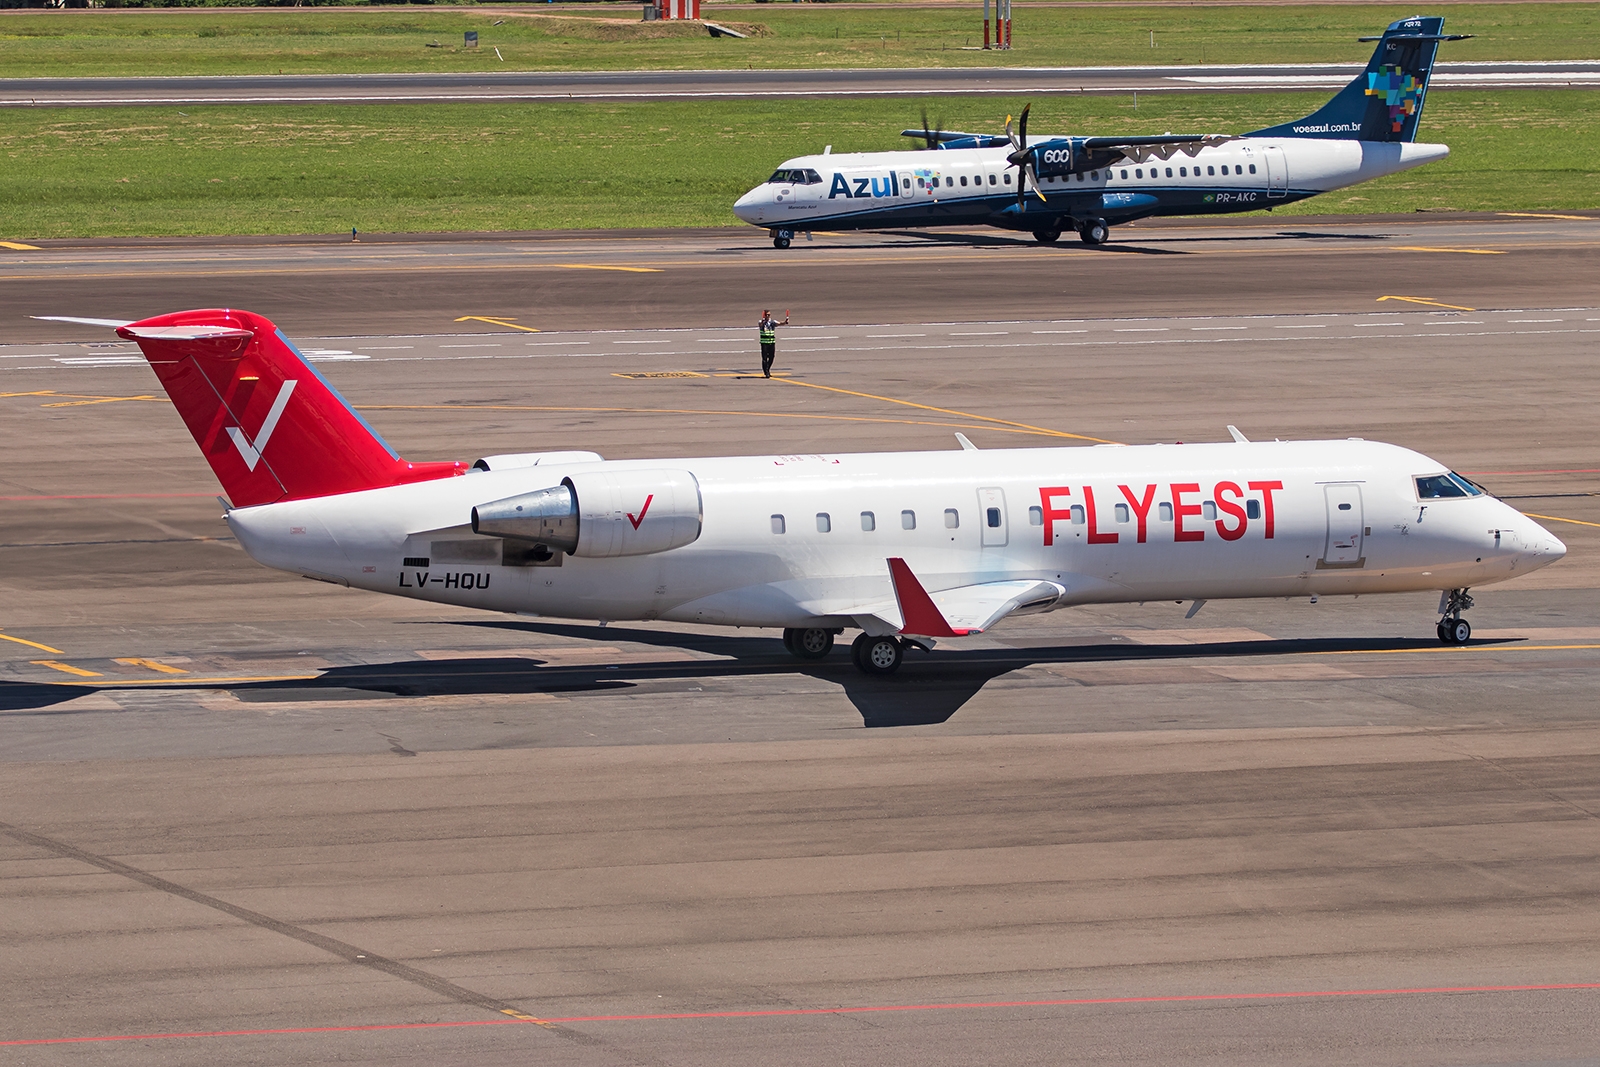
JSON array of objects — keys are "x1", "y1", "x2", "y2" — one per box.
[
  {"x1": 851, "y1": 632, "x2": 904, "y2": 675},
  {"x1": 1032, "y1": 225, "x2": 1062, "y2": 244},
  {"x1": 771, "y1": 228, "x2": 794, "y2": 249},
  {"x1": 1437, "y1": 588, "x2": 1474, "y2": 645},
  {"x1": 783, "y1": 627, "x2": 836, "y2": 660},
  {"x1": 1079, "y1": 218, "x2": 1110, "y2": 246}
]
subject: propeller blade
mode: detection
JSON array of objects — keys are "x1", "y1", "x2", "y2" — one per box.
[
  {"x1": 1004, "y1": 113, "x2": 1019, "y2": 152},
  {"x1": 1026, "y1": 163, "x2": 1046, "y2": 202},
  {"x1": 1017, "y1": 103, "x2": 1030, "y2": 151},
  {"x1": 920, "y1": 106, "x2": 933, "y2": 149}
]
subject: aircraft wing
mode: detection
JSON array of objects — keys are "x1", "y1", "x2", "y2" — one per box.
[
  {"x1": 1081, "y1": 133, "x2": 1236, "y2": 163},
  {"x1": 834, "y1": 559, "x2": 1065, "y2": 638},
  {"x1": 899, "y1": 129, "x2": 987, "y2": 144}
]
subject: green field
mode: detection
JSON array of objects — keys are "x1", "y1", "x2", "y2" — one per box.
[
  {"x1": 1, "y1": 4, "x2": 1596, "y2": 76},
  {"x1": 3, "y1": 91, "x2": 1595, "y2": 239}
]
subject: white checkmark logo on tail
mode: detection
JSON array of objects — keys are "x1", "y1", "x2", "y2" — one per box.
[{"x1": 226, "y1": 379, "x2": 297, "y2": 471}]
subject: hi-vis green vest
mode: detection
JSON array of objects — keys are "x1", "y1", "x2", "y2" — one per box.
[{"x1": 759, "y1": 319, "x2": 776, "y2": 344}]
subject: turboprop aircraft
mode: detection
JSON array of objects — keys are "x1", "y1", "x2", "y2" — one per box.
[
  {"x1": 733, "y1": 16, "x2": 1470, "y2": 247},
  {"x1": 51, "y1": 308, "x2": 1563, "y2": 675}
]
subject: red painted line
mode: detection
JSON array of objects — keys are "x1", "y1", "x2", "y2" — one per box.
[
  {"x1": 1461, "y1": 469, "x2": 1600, "y2": 476},
  {"x1": 4, "y1": 983, "x2": 1598, "y2": 1046},
  {"x1": 0, "y1": 493, "x2": 215, "y2": 501}
]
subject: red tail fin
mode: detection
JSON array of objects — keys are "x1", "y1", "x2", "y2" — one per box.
[{"x1": 118, "y1": 309, "x2": 465, "y2": 507}]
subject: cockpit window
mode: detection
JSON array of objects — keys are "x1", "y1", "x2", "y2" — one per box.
[
  {"x1": 1415, "y1": 472, "x2": 1486, "y2": 499},
  {"x1": 766, "y1": 169, "x2": 823, "y2": 185}
]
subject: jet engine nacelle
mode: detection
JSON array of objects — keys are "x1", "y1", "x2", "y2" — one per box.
[{"x1": 471, "y1": 469, "x2": 702, "y2": 559}]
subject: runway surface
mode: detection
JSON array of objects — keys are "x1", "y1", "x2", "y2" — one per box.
[
  {"x1": 5, "y1": 60, "x2": 1599, "y2": 106},
  {"x1": 3, "y1": 217, "x2": 1599, "y2": 1064}
]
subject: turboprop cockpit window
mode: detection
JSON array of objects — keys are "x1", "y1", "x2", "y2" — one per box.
[
  {"x1": 1415, "y1": 473, "x2": 1486, "y2": 499},
  {"x1": 768, "y1": 169, "x2": 823, "y2": 185}
]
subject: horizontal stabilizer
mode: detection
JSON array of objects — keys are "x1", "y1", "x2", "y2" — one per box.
[
  {"x1": 118, "y1": 325, "x2": 254, "y2": 341},
  {"x1": 32, "y1": 315, "x2": 135, "y2": 328}
]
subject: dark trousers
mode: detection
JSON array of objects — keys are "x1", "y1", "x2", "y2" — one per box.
[{"x1": 761, "y1": 342, "x2": 775, "y2": 376}]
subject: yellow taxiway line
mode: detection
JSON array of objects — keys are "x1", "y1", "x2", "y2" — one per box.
[
  {"x1": 1376, "y1": 295, "x2": 1476, "y2": 311},
  {"x1": 772, "y1": 378, "x2": 1117, "y2": 444},
  {"x1": 31, "y1": 660, "x2": 102, "y2": 677},
  {"x1": 0, "y1": 631, "x2": 65, "y2": 655},
  {"x1": 1524, "y1": 512, "x2": 1600, "y2": 529},
  {"x1": 454, "y1": 315, "x2": 539, "y2": 333}
]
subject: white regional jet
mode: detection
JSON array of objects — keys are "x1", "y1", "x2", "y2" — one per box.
[
  {"x1": 734, "y1": 16, "x2": 1470, "y2": 247},
  {"x1": 56, "y1": 308, "x2": 1564, "y2": 675}
]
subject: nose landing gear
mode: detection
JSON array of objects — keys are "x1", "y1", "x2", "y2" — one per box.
[
  {"x1": 1436, "y1": 588, "x2": 1474, "y2": 645},
  {"x1": 770, "y1": 228, "x2": 795, "y2": 249}
]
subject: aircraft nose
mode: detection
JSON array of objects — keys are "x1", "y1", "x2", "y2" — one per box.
[
  {"x1": 1519, "y1": 515, "x2": 1568, "y2": 571},
  {"x1": 732, "y1": 187, "x2": 767, "y2": 224}
]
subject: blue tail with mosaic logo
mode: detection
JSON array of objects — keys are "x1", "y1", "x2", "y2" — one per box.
[{"x1": 1249, "y1": 16, "x2": 1469, "y2": 142}]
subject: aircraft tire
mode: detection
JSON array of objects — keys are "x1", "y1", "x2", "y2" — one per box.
[
  {"x1": 790, "y1": 627, "x2": 835, "y2": 660},
  {"x1": 1080, "y1": 219, "x2": 1110, "y2": 246},
  {"x1": 781, "y1": 627, "x2": 797, "y2": 654},
  {"x1": 853, "y1": 633, "x2": 903, "y2": 675},
  {"x1": 1441, "y1": 618, "x2": 1471, "y2": 645},
  {"x1": 1032, "y1": 227, "x2": 1061, "y2": 244},
  {"x1": 773, "y1": 236, "x2": 791, "y2": 249}
]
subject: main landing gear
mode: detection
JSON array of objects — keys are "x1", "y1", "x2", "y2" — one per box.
[
  {"x1": 780, "y1": 628, "x2": 923, "y2": 675},
  {"x1": 1079, "y1": 218, "x2": 1111, "y2": 246},
  {"x1": 782, "y1": 627, "x2": 837, "y2": 660},
  {"x1": 1436, "y1": 588, "x2": 1474, "y2": 645},
  {"x1": 851, "y1": 632, "x2": 904, "y2": 675}
]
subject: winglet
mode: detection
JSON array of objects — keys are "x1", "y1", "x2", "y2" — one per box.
[{"x1": 887, "y1": 557, "x2": 971, "y2": 637}]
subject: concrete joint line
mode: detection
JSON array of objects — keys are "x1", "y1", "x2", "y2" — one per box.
[{"x1": 0, "y1": 819, "x2": 592, "y2": 1043}]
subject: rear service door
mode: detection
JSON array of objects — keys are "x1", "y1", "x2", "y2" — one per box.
[
  {"x1": 1321, "y1": 483, "x2": 1365, "y2": 567},
  {"x1": 978, "y1": 487, "x2": 1008, "y2": 548}
]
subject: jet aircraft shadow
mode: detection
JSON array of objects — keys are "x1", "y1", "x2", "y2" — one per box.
[{"x1": 0, "y1": 627, "x2": 1518, "y2": 729}]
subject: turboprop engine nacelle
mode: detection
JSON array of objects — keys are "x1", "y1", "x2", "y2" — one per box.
[{"x1": 471, "y1": 469, "x2": 702, "y2": 558}]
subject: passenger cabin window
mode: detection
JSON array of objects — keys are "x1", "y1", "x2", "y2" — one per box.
[
  {"x1": 989, "y1": 174, "x2": 997, "y2": 185},
  {"x1": 1248, "y1": 164, "x2": 1257, "y2": 174},
  {"x1": 946, "y1": 176, "x2": 953, "y2": 188},
  {"x1": 1179, "y1": 167, "x2": 1187, "y2": 177},
  {"x1": 1246, "y1": 500, "x2": 1261, "y2": 520},
  {"x1": 1120, "y1": 169, "x2": 1129, "y2": 180},
  {"x1": 902, "y1": 509, "x2": 916, "y2": 530},
  {"x1": 1207, "y1": 165, "x2": 1215, "y2": 176},
  {"x1": 1003, "y1": 173, "x2": 1012, "y2": 185},
  {"x1": 1202, "y1": 501, "x2": 1217, "y2": 521},
  {"x1": 1070, "y1": 505, "x2": 1085, "y2": 525},
  {"x1": 960, "y1": 175, "x2": 968, "y2": 186},
  {"x1": 816, "y1": 512, "x2": 832, "y2": 533},
  {"x1": 771, "y1": 514, "x2": 786, "y2": 534},
  {"x1": 986, "y1": 507, "x2": 1002, "y2": 528},
  {"x1": 860, "y1": 511, "x2": 876, "y2": 531},
  {"x1": 1115, "y1": 503, "x2": 1130, "y2": 523},
  {"x1": 1415, "y1": 473, "x2": 1485, "y2": 499},
  {"x1": 1135, "y1": 168, "x2": 1143, "y2": 179},
  {"x1": 1166, "y1": 167, "x2": 1173, "y2": 177},
  {"x1": 902, "y1": 178, "x2": 911, "y2": 189},
  {"x1": 1028, "y1": 506, "x2": 1043, "y2": 526},
  {"x1": 1158, "y1": 502, "x2": 1174, "y2": 522},
  {"x1": 945, "y1": 508, "x2": 960, "y2": 529}
]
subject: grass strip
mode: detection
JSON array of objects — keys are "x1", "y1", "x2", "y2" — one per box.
[
  {"x1": 1, "y1": 91, "x2": 1595, "y2": 238},
  {"x1": 0, "y1": 4, "x2": 1596, "y2": 76}
]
